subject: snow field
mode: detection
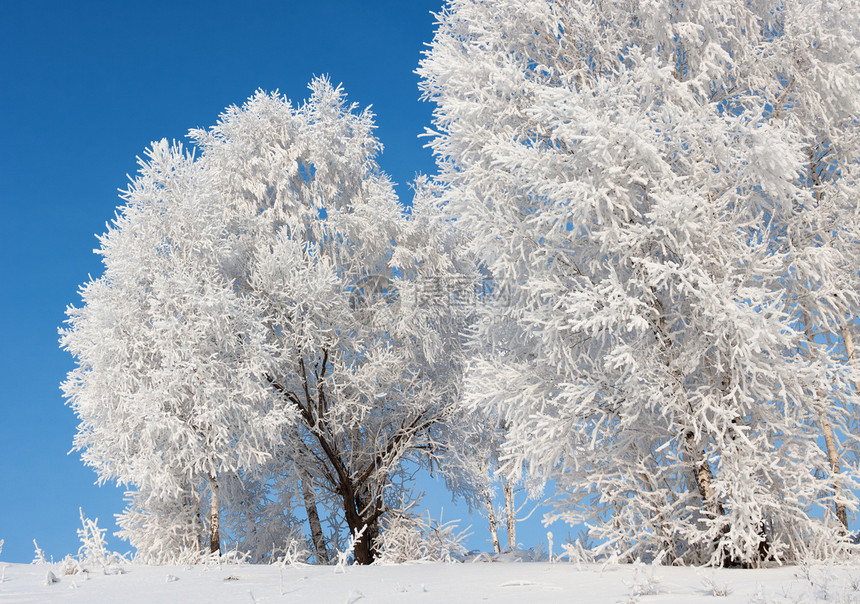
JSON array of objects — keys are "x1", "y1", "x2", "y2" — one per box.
[{"x1": 2, "y1": 560, "x2": 860, "y2": 603}]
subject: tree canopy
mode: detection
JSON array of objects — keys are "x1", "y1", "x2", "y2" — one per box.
[{"x1": 418, "y1": 0, "x2": 860, "y2": 566}]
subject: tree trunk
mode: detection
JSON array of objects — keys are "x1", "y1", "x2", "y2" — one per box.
[
  {"x1": 349, "y1": 517, "x2": 379, "y2": 565},
  {"x1": 843, "y1": 323, "x2": 859, "y2": 392},
  {"x1": 503, "y1": 478, "x2": 516, "y2": 551},
  {"x1": 478, "y1": 457, "x2": 501, "y2": 553},
  {"x1": 300, "y1": 471, "x2": 330, "y2": 564},
  {"x1": 835, "y1": 320, "x2": 860, "y2": 530},
  {"x1": 683, "y1": 431, "x2": 723, "y2": 519},
  {"x1": 484, "y1": 493, "x2": 501, "y2": 554},
  {"x1": 803, "y1": 317, "x2": 848, "y2": 529},
  {"x1": 209, "y1": 473, "x2": 220, "y2": 555},
  {"x1": 655, "y1": 304, "x2": 728, "y2": 562},
  {"x1": 819, "y1": 415, "x2": 848, "y2": 529},
  {"x1": 342, "y1": 484, "x2": 379, "y2": 565},
  {"x1": 684, "y1": 431, "x2": 746, "y2": 566}
]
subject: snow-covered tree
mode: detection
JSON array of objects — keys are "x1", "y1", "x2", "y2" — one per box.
[
  {"x1": 400, "y1": 177, "x2": 530, "y2": 554},
  {"x1": 61, "y1": 140, "x2": 287, "y2": 560},
  {"x1": 419, "y1": 0, "x2": 860, "y2": 566},
  {"x1": 62, "y1": 79, "x2": 471, "y2": 565},
  {"x1": 189, "y1": 81, "x2": 476, "y2": 564},
  {"x1": 763, "y1": 4, "x2": 860, "y2": 530}
]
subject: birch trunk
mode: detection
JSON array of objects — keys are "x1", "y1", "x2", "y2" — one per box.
[
  {"x1": 484, "y1": 494, "x2": 501, "y2": 554},
  {"x1": 843, "y1": 323, "x2": 859, "y2": 392},
  {"x1": 300, "y1": 471, "x2": 330, "y2": 564},
  {"x1": 683, "y1": 431, "x2": 723, "y2": 520},
  {"x1": 209, "y1": 473, "x2": 220, "y2": 555},
  {"x1": 820, "y1": 414, "x2": 848, "y2": 529},
  {"x1": 803, "y1": 317, "x2": 848, "y2": 529},
  {"x1": 478, "y1": 458, "x2": 501, "y2": 553},
  {"x1": 683, "y1": 431, "x2": 749, "y2": 566},
  {"x1": 503, "y1": 479, "x2": 516, "y2": 551},
  {"x1": 656, "y1": 309, "x2": 726, "y2": 556}
]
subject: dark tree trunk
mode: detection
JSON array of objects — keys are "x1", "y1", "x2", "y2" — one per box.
[{"x1": 347, "y1": 486, "x2": 381, "y2": 565}]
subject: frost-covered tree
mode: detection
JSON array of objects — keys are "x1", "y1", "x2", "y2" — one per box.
[
  {"x1": 419, "y1": 0, "x2": 860, "y2": 566},
  {"x1": 61, "y1": 140, "x2": 287, "y2": 560},
  {"x1": 188, "y1": 82, "x2": 472, "y2": 564},
  {"x1": 439, "y1": 398, "x2": 527, "y2": 554},
  {"x1": 763, "y1": 5, "x2": 860, "y2": 530},
  {"x1": 62, "y1": 79, "x2": 471, "y2": 565},
  {"x1": 401, "y1": 178, "x2": 529, "y2": 554}
]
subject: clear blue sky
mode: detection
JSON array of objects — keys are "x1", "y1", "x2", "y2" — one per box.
[{"x1": 0, "y1": 0, "x2": 569, "y2": 563}]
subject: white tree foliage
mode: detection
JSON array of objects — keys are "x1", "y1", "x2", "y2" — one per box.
[
  {"x1": 62, "y1": 79, "x2": 469, "y2": 564},
  {"x1": 61, "y1": 140, "x2": 286, "y2": 561},
  {"x1": 419, "y1": 0, "x2": 860, "y2": 566}
]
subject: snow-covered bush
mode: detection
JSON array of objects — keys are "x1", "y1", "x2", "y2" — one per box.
[
  {"x1": 75, "y1": 509, "x2": 127, "y2": 572},
  {"x1": 628, "y1": 559, "x2": 661, "y2": 598},
  {"x1": 40, "y1": 511, "x2": 130, "y2": 577},
  {"x1": 31, "y1": 540, "x2": 47, "y2": 565},
  {"x1": 373, "y1": 507, "x2": 469, "y2": 564},
  {"x1": 270, "y1": 537, "x2": 311, "y2": 567}
]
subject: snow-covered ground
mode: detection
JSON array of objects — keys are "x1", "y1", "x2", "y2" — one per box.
[{"x1": 2, "y1": 559, "x2": 859, "y2": 603}]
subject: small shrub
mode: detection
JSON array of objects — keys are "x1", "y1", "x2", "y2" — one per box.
[
  {"x1": 701, "y1": 573, "x2": 730, "y2": 597},
  {"x1": 76, "y1": 509, "x2": 128, "y2": 572},
  {"x1": 373, "y1": 508, "x2": 470, "y2": 564},
  {"x1": 628, "y1": 559, "x2": 661, "y2": 598}
]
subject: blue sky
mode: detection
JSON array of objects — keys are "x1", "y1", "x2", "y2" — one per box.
[{"x1": 0, "y1": 0, "x2": 570, "y2": 563}]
